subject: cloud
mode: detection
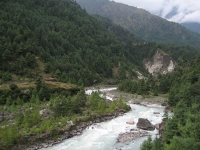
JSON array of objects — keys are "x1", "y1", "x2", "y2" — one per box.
[
  {"x1": 113, "y1": 0, "x2": 200, "y2": 23},
  {"x1": 113, "y1": 0, "x2": 165, "y2": 12},
  {"x1": 179, "y1": 10, "x2": 200, "y2": 23}
]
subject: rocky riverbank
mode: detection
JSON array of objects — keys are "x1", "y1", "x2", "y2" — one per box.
[
  {"x1": 108, "y1": 88, "x2": 168, "y2": 105},
  {"x1": 23, "y1": 86, "x2": 169, "y2": 150},
  {"x1": 117, "y1": 129, "x2": 150, "y2": 143},
  {"x1": 85, "y1": 86, "x2": 168, "y2": 108},
  {"x1": 20, "y1": 111, "x2": 126, "y2": 150}
]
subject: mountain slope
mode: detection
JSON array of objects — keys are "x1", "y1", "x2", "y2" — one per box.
[
  {"x1": 151, "y1": 0, "x2": 200, "y2": 34},
  {"x1": 0, "y1": 0, "x2": 198, "y2": 87},
  {"x1": 181, "y1": 22, "x2": 200, "y2": 34},
  {"x1": 94, "y1": 15, "x2": 144, "y2": 45},
  {"x1": 77, "y1": 0, "x2": 200, "y2": 50},
  {"x1": 0, "y1": 0, "x2": 146, "y2": 85}
]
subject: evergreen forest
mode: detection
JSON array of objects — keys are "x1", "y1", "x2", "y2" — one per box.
[
  {"x1": 140, "y1": 54, "x2": 200, "y2": 150},
  {"x1": 0, "y1": 0, "x2": 140, "y2": 86}
]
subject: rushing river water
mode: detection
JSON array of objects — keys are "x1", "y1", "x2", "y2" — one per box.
[{"x1": 41, "y1": 87, "x2": 165, "y2": 150}]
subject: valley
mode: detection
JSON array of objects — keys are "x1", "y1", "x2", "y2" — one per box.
[{"x1": 0, "y1": 0, "x2": 200, "y2": 150}]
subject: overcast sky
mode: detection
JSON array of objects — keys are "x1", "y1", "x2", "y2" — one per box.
[{"x1": 113, "y1": 0, "x2": 200, "y2": 23}]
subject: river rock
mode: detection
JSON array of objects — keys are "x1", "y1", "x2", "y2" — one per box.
[
  {"x1": 164, "y1": 106, "x2": 172, "y2": 112},
  {"x1": 159, "y1": 121, "x2": 166, "y2": 138},
  {"x1": 136, "y1": 118, "x2": 155, "y2": 130},
  {"x1": 67, "y1": 120, "x2": 74, "y2": 126},
  {"x1": 117, "y1": 130, "x2": 149, "y2": 143},
  {"x1": 132, "y1": 100, "x2": 141, "y2": 104},
  {"x1": 153, "y1": 112, "x2": 160, "y2": 114},
  {"x1": 126, "y1": 120, "x2": 134, "y2": 125},
  {"x1": 154, "y1": 123, "x2": 159, "y2": 130},
  {"x1": 161, "y1": 102, "x2": 167, "y2": 106},
  {"x1": 96, "y1": 125, "x2": 103, "y2": 129}
]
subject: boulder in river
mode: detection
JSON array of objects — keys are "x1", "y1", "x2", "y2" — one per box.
[
  {"x1": 161, "y1": 102, "x2": 167, "y2": 106},
  {"x1": 117, "y1": 130, "x2": 149, "y2": 143},
  {"x1": 153, "y1": 112, "x2": 160, "y2": 114},
  {"x1": 126, "y1": 120, "x2": 134, "y2": 125},
  {"x1": 154, "y1": 123, "x2": 159, "y2": 130},
  {"x1": 132, "y1": 100, "x2": 141, "y2": 104},
  {"x1": 136, "y1": 118, "x2": 155, "y2": 131}
]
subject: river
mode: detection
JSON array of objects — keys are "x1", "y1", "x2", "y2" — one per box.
[{"x1": 41, "y1": 87, "x2": 165, "y2": 150}]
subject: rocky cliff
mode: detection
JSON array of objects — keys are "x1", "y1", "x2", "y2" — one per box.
[{"x1": 144, "y1": 51, "x2": 175, "y2": 75}]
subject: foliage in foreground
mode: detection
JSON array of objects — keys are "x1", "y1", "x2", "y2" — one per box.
[{"x1": 0, "y1": 88, "x2": 130, "y2": 149}]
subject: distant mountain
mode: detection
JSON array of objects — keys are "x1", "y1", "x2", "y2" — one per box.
[
  {"x1": 151, "y1": 1, "x2": 200, "y2": 34},
  {"x1": 77, "y1": 0, "x2": 200, "y2": 50},
  {"x1": 181, "y1": 22, "x2": 200, "y2": 34}
]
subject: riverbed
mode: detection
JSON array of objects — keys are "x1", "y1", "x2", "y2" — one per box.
[{"x1": 41, "y1": 87, "x2": 165, "y2": 150}]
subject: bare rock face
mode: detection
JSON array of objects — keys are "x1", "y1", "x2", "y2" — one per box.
[
  {"x1": 144, "y1": 51, "x2": 175, "y2": 75},
  {"x1": 136, "y1": 118, "x2": 155, "y2": 131}
]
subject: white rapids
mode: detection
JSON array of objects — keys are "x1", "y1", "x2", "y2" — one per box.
[{"x1": 41, "y1": 87, "x2": 165, "y2": 150}]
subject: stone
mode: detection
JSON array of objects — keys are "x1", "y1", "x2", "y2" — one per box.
[
  {"x1": 154, "y1": 123, "x2": 159, "y2": 130},
  {"x1": 117, "y1": 130, "x2": 149, "y2": 143},
  {"x1": 130, "y1": 128, "x2": 138, "y2": 131},
  {"x1": 126, "y1": 120, "x2": 134, "y2": 125},
  {"x1": 67, "y1": 120, "x2": 74, "y2": 126},
  {"x1": 132, "y1": 100, "x2": 141, "y2": 104},
  {"x1": 158, "y1": 121, "x2": 166, "y2": 138},
  {"x1": 161, "y1": 102, "x2": 167, "y2": 106},
  {"x1": 96, "y1": 125, "x2": 103, "y2": 129},
  {"x1": 153, "y1": 112, "x2": 160, "y2": 114},
  {"x1": 136, "y1": 118, "x2": 155, "y2": 131},
  {"x1": 39, "y1": 109, "x2": 46, "y2": 115},
  {"x1": 164, "y1": 106, "x2": 172, "y2": 112}
]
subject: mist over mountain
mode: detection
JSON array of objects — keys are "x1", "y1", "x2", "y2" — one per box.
[
  {"x1": 153, "y1": 0, "x2": 200, "y2": 23},
  {"x1": 181, "y1": 22, "x2": 200, "y2": 34},
  {"x1": 112, "y1": 0, "x2": 200, "y2": 34},
  {"x1": 149, "y1": 0, "x2": 200, "y2": 34}
]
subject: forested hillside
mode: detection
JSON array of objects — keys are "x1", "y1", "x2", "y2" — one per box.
[
  {"x1": 0, "y1": 0, "x2": 198, "y2": 86},
  {"x1": 181, "y1": 22, "x2": 200, "y2": 34},
  {"x1": 95, "y1": 16, "x2": 197, "y2": 73},
  {"x1": 0, "y1": 0, "x2": 145, "y2": 86},
  {"x1": 94, "y1": 15, "x2": 144, "y2": 45},
  {"x1": 140, "y1": 55, "x2": 200, "y2": 149},
  {"x1": 77, "y1": 0, "x2": 200, "y2": 50}
]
